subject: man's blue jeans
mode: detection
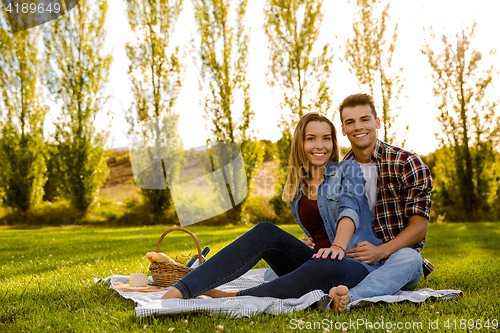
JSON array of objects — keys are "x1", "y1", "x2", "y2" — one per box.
[
  {"x1": 172, "y1": 222, "x2": 370, "y2": 299},
  {"x1": 348, "y1": 247, "x2": 424, "y2": 302}
]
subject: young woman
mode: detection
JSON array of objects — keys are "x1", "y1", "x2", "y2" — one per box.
[{"x1": 162, "y1": 112, "x2": 383, "y2": 311}]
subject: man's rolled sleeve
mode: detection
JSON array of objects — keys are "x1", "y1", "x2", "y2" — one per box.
[{"x1": 402, "y1": 155, "x2": 433, "y2": 220}]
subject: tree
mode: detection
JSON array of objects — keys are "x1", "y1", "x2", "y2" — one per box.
[
  {"x1": 422, "y1": 22, "x2": 500, "y2": 221},
  {"x1": 192, "y1": 0, "x2": 265, "y2": 223},
  {"x1": 43, "y1": 0, "x2": 112, "y2": 215},
  {"x1": 125, "y1": 0, "x2": 185, "y2": 221},
  {"x1": 343, "y1": 0, "x2": 406, "y2": 145},
  {"x1": 0, "y1": 13, "x2": 47, "y2": 213},
  {"x1": 263, "y1": 0, "x2": 333, "y2": 218}
]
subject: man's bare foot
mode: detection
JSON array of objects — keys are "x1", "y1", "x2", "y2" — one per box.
[
  {"x1": 329, "y1": 285, "x2": 350, "y2": 312},
  {"x1": 202, "y1": 288, "x2": 237, "y2": 298},
  {"x1": 161, "y1": 286, "x2": 183, "y2": 299}
]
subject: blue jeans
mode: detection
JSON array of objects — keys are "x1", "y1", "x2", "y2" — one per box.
[
  {"x1": 348, "y1": 247, "x2": 423, "y2": 302},
  {"x1": 173, "y1": 222, "x2": 370, "y2": 299}
]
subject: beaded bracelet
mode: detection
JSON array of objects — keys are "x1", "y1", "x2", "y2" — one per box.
[{"x1": 330, "y1": 244, "x2": 346, "y2": 256}]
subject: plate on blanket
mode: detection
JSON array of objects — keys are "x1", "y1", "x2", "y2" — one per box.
[{"x1": 113, "y1": 281, "x2": 166, "y2": 293}]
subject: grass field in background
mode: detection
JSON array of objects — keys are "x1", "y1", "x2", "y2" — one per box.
[{"x1": 1, "y1": 222, "x2": 499, "y2": 332}]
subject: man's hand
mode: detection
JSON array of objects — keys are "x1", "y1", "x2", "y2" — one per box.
[
  {"x1": 347, "y1": 241, "x2": 387, "y2": 264},
  {"x1": 300, "y1": 237, "x2": 315, "y2": 250},
  {"x1": 313, "y1": 246, "x2": 345, "y2": 260}
]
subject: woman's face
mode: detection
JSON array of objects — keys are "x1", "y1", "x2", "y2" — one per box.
[{"x1": 303, "y1": 121, "x2": 333, "y2": 168}]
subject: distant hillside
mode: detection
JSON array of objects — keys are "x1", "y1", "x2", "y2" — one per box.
[
  {"x1": 101, "y1": 149, "x2": 278, "y2": 202},
  {"x1": 101, "y1": 150, "x2": 137, "y2": 202}
]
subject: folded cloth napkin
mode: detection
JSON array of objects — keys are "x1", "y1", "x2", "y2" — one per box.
[{"x1": 95, "y1": 269, "x2": 463, "y2": 317}]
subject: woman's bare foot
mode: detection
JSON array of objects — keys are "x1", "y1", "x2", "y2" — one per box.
[
  {"x1": 202, "y1": 288, "x2": 237, "y2": 298},
  {"x1": 329, "y1": 285, "x2": 350, "y2": 312},
  {"x1": 161, "y1": 286, "x2": 183, "y2": 299}
]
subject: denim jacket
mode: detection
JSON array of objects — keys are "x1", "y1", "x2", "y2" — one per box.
[{"x1": 290, "y1": 160, "x2": 383, "y2": 272}]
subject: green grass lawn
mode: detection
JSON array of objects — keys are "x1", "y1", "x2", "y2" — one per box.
[{"x1": 1, "y1": 222, "x2": 499, "y2": 332}]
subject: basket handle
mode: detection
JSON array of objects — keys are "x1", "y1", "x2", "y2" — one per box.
[{"x1": 155, "y1": 227, "x2": 203, "y2": 264}]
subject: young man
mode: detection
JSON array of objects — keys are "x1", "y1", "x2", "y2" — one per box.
[{"x1": 330, "y1": 93, "x2": 434, "y2": 311}]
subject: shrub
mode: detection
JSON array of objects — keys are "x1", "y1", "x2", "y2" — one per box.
[{"x1": 240, "y1": 195, "x2": 276, "y2": 225}]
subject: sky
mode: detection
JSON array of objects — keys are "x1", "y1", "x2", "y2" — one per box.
[{"x1": 73, "y1": 0, "x2": 500, "y2": 155}]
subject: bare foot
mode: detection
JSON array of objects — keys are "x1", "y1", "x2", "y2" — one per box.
[
  {"x1": 161, "y1": 286, "x2": 183, "y2": 299},
  {"x1": 329, "y1": 285, "x2": 350, "y2": 312},
  {"x1": 202, "y1": 288, "x2": 237, "y2": 298}
]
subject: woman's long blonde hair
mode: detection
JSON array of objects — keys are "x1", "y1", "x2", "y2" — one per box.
[{"x1": 282, "y1": 112, "x2": 340, "y2": 202}]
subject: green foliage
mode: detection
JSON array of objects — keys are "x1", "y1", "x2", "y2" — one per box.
[
  {"x1": 193, "y1": 0, "x2": 251, "y2": 143},
  {"x1": 0, "y1": 200, "x2": 84, "y2": 225},
  {"x1": 264, "y1": 0, "x2": 332, "y2": 219},
  {"x1": 270, "y1": 128, "x2": 293, "y2": 220},
  {"x1": 493, "y1": 154, "x2": 500, "y2": 221},
  {"x1": 42, "y1": 144, "x2": 63, "y2": 202},
  {"x1": 240, "y1": 139, "x2": 266, "y2": 194},
  {"x1": 54, "y1": 142, "x2": 108, "y2": 213},
  {"x1": 0, "y1": 197, "x2": 164, "y2": 226},
  {"x1": 125, "y1": 0, "x2": 185, "y2": 221},
  {"x1": 1, "y1": 223, "x2": 499, "y2": 332},
  {"x1": 343, "y1": 0, "x2": 407, "y2": 145},
  {"x1": 0, "y1": 14, "x2": 47, "y2": 213},
  {"x1": 264, "y1": 0, "x2": 334, "y2": 123},
  {"x1": 427, "y1": 147, "x2": 500, "y2": 222},
  {"x1": 130, "y1": 115, "x2": 184, "y2": 221},
  {"x1": 340, "y1": 145, "x2": 351, "y2": 158},
  {"x1": 0, "y1": 132, "x2": 46, "y2": 212},
  {"x1": 260, "y1": 139, "x2": 275, "y2": 161},
  {"x1": 240, "y1": 195, "x2": 276, "y2": 225},
  {"x1": 422, "y1": 22, "x2": 500, "y2": 221},
  {"x1": 43, "y1": 0, "x2": 112, "y2": 215},
  {"x1": 192, "y1": 0, "x2": 265, "y2": 223}
]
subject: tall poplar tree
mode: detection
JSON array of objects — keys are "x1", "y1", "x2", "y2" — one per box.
[
  {"x1": 125, "y1": 0, "x2": 185, "y2": 220},
  {"x1": 192, "y1": 0, "x2": 265, "y2": 223},
  {"x1": 44, "y1": 0, "x2": 112, "y2": 215},
  {"x1": 264, "y1": 0, "x2": 333, "y2": 218},
  {"x1": 343, "y1": 0, "x2": 406, "y2": 145},
  {"x1": 422, "y1": 22, "x2": 500, "y2": 221},
  {"x1": 0, "y1": 13, "x2": 47, "y2": 213}
]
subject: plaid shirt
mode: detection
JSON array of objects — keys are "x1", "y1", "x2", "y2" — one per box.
[{"x1": 344, "y1": 140, "x2": 434, "y2": 277}]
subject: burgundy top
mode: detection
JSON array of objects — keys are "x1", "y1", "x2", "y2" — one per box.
[{"x1": 299, "y1": 195, "x2": 331, "y2": 252}]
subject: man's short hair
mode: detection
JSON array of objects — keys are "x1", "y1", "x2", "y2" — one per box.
[{"x1": 338, "y1": 93, "x2": 377, "y2": 123}]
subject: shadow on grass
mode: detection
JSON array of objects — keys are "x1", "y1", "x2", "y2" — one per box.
[{"x1": 425, "y1": 222, "x2": 500, "y2": 256}]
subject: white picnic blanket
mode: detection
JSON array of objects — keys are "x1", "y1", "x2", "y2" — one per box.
[{"x1": 95, "y1": 269, "x2": 463, "y2": 317}]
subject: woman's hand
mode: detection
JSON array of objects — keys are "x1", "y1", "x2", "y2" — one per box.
[
  {"x1": 300, "y1": 237, "x2": 315, "y2": 250},
  {"x1": 313, "y1": 246, "x2": 345, "y2": 260}
]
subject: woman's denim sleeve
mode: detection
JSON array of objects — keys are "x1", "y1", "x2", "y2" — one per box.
[{"x1": 337, "y1": 161, "x2": 366, "y2": 230}]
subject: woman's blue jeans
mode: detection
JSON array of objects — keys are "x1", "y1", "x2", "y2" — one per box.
[{"x1": 172, "y1": 222, "x2": 370, "y2": 299}]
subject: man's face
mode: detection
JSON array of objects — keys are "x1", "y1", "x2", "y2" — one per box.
[{"x1": 341, "y1": 104, "x2": 381, "y2": 151}]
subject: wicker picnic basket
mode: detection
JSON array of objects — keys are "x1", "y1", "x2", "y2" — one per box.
[{"x1": 149, "y1": 227, "x2": 203, "y2": 287}]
